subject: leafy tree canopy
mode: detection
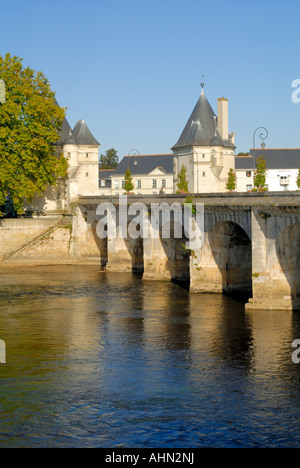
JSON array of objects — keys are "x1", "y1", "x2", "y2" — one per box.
[
  {"x1": 297, "y1": 167, "x2": 300, "y2": 189},
  {"x1": 254, "y1": 155, "x2": 267, "y2": 189},
  {"x1": 124, "y1": 167, "x2": 134, "y2": 193},
  {"x1": 0, "y1": 53, "x2": 68, "y2": 214},
  {"x1": 99, "y1": 148, "x2": 119, "y2": 169},
  {"x1": 176, "y1": 164, "x2": 189, "y2": 193},
  {"x1": 226, "y1": 168, "x2": 236, "y2": 191}
]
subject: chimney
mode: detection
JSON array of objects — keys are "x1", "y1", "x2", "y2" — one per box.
[{"x1": 217, "y1": 97, "x2": 229, "y2": 140}]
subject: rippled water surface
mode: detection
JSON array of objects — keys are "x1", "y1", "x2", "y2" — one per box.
[{"x1": 1, "y1": 265, "x2": 300, "y2": 448}]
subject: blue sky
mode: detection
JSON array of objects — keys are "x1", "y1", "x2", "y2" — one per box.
[{"x1": 0, "y1": 0, "x2": 299, "y2": 159}]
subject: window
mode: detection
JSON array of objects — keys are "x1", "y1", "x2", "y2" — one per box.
[
  {"x1": 67, "y1": 152, "x2": 71, "y2": 159},
  {"x1": 246, "y1": 184, "x2": 252, "y2": 192},
  {"x1": 122, "y1": 180, "x2": 125, "y2": 188},
  {"x1": 115, "y1": 180, "x2": 119, "y2": 189},
  {"x1": 86, "y1": 172, "x2": 89, "y2": 177},
  {"x1": 100, "y1": 179, "x2": 106, "y2": 187},
  {"x1": 202, "y1": 172, "x2": 206, "y2": 177},
  {"x1": 137, "y1": 180, "x2": 141, "y2": 189},
  {"x1": 161, "y1": 179, "x2": 166, "y2": 188},
  {"x1": 280, "y1": 175, "x2": 289, "y2": 182},
  {"x1": 86, "y1": 153, "x2": 89, "y2": 158},
  {"x1": 152, "y1": 179, "x2": 157, "y2": 188},
  {"x1": 202, "y1": 154, "x2": 205, "y2": 158},
  {"x1": 246, "y1": 171, "x2": 252, "y2": 177}
]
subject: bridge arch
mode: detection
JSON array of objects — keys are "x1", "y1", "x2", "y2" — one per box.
[
  {"x1": 275, "y1": 222, "x2": 300, "y2": 309},
  {"x1": 208, "y1": 220, "x2": 252, "y2": 293}
]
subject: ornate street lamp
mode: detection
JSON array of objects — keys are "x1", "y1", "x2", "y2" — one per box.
[
  {"x1": 252, "y1": 126, "x2": 269, "y2": 174},
  {"x1": 253, "y1": 126, "x2": 268, "y2": 151}
]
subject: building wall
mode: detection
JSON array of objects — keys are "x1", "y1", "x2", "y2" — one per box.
[
  {"x1": 174, "y1": 146, "x2": 235, "y2": 193},
  {"x1": 109, "y1": 171, "x2": 174, "y2": 196},
  {"x1": 236, "y1": 168, "x2": 299, "y2": 192}
]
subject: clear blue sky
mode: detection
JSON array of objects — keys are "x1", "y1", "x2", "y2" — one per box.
[{"x1": 1, "y1": 0, "x2": 299, "y2": 159}]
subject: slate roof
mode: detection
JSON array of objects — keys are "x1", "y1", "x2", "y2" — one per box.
[
  {"x1": 99, "y1": 169, "x2": 116, "y2": 179},
  {"x1": 57, "y1": 116, "x2": 73, "y2": 145},
  {"x1": 112, "y1": 154, "x2": 174, "y2": 175},
  {"x1": 55, "y1": 99, "x2": 100, "y2": 146},
  {"x1": 172, "y1": 89, "x2": 235, "y2": 150},
  {"x1": 235, "y1": 149, "x2": 300, "y2": 170},
  {"x1": 72, "y1": 119, "x2": 100, "y2": 146}
]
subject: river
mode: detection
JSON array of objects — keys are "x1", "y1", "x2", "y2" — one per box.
[{"x1": 0, "y1": 265, "x2": 300, "y2": 448}]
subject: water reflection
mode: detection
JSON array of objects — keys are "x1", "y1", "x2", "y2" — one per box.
[{"x1": 0, "y1": 266, "x2": 300, "y2": 447}]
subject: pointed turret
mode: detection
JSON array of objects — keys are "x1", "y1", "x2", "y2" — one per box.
[
  {"x1": 72, "y1": 119, "x2": 100, "y2": 146},
  {"x1": 172, "y1": 88, "x2": 234, "y2": 150}
]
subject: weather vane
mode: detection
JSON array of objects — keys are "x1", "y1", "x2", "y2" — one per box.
[{"x1": 201, "y1": 75, "x2": 205, "y2": 90}]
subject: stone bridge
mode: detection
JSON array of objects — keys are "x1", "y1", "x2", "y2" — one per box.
[{"x1": 74, "y1": 192, "x2": 300, "y2": 311}]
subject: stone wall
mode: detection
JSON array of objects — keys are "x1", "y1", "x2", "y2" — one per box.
[{"x1": 0, "y1": 217, "x2": 75, "y2": 264}]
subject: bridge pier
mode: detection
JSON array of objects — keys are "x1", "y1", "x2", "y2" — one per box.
[
  {"x1": 246, "y1": 208, "x2": 300, "y2": 311},
  {"x1": 143, "y1": 222, "x2": 190, "y2": 282}
]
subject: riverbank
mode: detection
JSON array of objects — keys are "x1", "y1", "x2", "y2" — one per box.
[{"x1": 0, "y1": 258, "x2": 101, "y2": 268}]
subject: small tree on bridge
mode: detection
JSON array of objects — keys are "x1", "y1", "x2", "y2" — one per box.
[
  {"x1": 176, "y1": 164, "x2": 189, "y2": 194},
  {"x1": 297, "y1": 166, "x2": 300, "y2": 189},
  {"x1": 226, "y1": 168, "x2": 236, "y2": 191},
  {"x1": 254, "y1": 156, "x2": 267, "y2": 191},
  {"x1": 124, "y1": 168, "x2": 134, "y2": 194}
]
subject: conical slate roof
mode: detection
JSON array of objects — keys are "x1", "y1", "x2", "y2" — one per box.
[
  {"x1": 172, "y1": 89, "x2": 233, "y2": 150},
  {"x1": 64, "y1": 128, "x2": 77, "y2": 145},
  {"x1": 72, "y1": 119, "x2": 100, "y2": 146},
  {"x1": 57, "y1": 116, "x2": 73, "y2": 145}
]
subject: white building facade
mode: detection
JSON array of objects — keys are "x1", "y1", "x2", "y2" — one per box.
[{"x1": 235, "y1": 149, "x2": 300, "y2": 192}]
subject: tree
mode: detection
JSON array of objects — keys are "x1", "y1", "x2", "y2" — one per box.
[
  {"x1": 226, "y1": 168, "x2": 236, "y2": 191},
  {"x1": 297, "y1": 167, "x2": 300, "y2": 189},
  {"x1": 99, "y1": 148, "x2": 119, "y2": 169},
  {"x1": 124, "y1": 168, "x2": 134, "y2": 193},
  {"x1": 253, "y1": 156, "x2": 267, "y2": 190},
  {"x1": 176, "y1": 164, "x2": 189, "y2": 193},
  {"x1": 0, "y1": 53, "x2": 68, "y2": 214}
]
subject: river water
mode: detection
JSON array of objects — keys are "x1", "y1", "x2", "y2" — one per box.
[{"x1": 0, "y1": 265, "x2": 300, "y2": 448}]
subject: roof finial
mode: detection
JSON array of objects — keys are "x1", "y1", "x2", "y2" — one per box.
[{"x1": 201, "y1": 75, "x2": 205, "y2": 95}]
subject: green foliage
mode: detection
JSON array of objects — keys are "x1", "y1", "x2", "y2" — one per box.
[
  {"x1": 124, "y1": 168, "x2": 134, "y2": 193},
  {"x1": 253, "y1": 156, "x2": 267, "y2": 190},
  {"x1": 226, "y1": 168, "x2": 236, "y2": 191},
  {"x1": 0, "y1": 53, "x2": 67, "y2": 214},
  {"x1": 176, "y1": 164, "x2": 189, "y2": 193},
  {"x1": 99, "y1": 148, "x2": 119, "y2": 169},
  {"x1": 297, "y1": 167, "x2": 300, "y2": 189}
]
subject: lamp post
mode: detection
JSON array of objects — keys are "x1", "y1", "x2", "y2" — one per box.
[
  {"x1": 253, "y1": 127, "x2": 268, "y2": 151},
  {"x1": 252, "y1": 127, "x2": 269, "y2": 185}
]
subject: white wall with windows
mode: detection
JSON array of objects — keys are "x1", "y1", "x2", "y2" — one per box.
[{"x1": 236, "y1": 168, "x2": 299, "y2": 192}]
